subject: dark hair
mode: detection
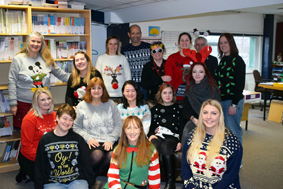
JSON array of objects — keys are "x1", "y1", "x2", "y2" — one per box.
[
  {"x1": 129, "y1": 24, "x2": 141, "y2": 33},
  {"x1": 178, "y1": 32, "x2": 192, "y2": 44},
  {"x1": 218, "y1": 33, "x2": 239, "y2": 59},
  {"x1": 150, "y1": 41, "x2": 166, "y2": 54},
  {"x1": 56, "y1": 104, "x2": 76, "y2": 120},
  {"x1": 155, "y1": 84, "x2": 176, "y2": 104},
  {"x1": 106, "y1": 35, "x2": 120, "y2": 55},
  {"x1": 121, "y1": 80, "x2": 145, "y2": 109},
  {"x1": 185, "y1": 63, "x2": 219, "y2": 97},
  {"x1": 83, "y1": 77, "x2": 110, "y2": 103}
]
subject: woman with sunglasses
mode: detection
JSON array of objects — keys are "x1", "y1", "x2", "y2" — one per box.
[{"x1": 141, "y1": 41, "x2": 171, "y2": 101}]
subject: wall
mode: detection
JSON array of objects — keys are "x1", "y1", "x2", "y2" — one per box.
[{"x1": 132, "y1": 12, "x2": 264, "y2": 91}]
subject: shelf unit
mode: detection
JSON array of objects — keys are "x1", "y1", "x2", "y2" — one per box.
[{"x1": 0, "y1": 5, "x2": 91, "y2": 173}]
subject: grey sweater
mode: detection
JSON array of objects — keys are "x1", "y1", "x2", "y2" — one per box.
[
  {"x1": 73, "y1": 100, "x2": 123, "y2": 144},
  {"x1": 8, "y1": 53, "x2": 69, "y2": 105}
]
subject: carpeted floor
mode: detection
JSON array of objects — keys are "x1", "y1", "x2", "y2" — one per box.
[{"x1": 1, "y1": 106, "x2": 282, "y2": 189}]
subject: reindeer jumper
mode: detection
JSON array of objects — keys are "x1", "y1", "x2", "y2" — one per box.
[{"x1": 95, "y1": 53, "x2": 131, "y2": 97}]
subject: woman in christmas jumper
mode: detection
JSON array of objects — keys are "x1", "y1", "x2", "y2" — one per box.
[
  {"x1": 106, "y1": 115, "x2": 160, "y2": 189},
  {"x1": 117, "y1": 80, "x2": 151, "y2": 135},
  {"x1": 73, "y1": 77, "x2": 123, "y2": 184},
  {"x1": 95, "y1": 35, "x2": 131, "y2": 99},
  {"x1": 8, "y1": 31, "x2": 69, "y2": 131},
  {"x1": 141, "y1": 41, "x2": 171, "y2": 101},
  {"x1": 164, "y1": 32, "x2": 193, "y2": 101},
  {"x1": 148, "y1": 84, "x2": 185, "y2": 189},
  {"x1": 214, "y1": 33, "x2": 246, "y2": 145},
  {"x1": 17, "y1": 88, "x2": 57, "y2": 182},
  {"x1": 65, "y1": 51, "x2": 102, "y2": 108},
  {"x1": 34, "y1": 104, "x2": 95, "y2": 189},
  {"x1": 181, "y1": 99, "x2": 242, "y2": 189}
]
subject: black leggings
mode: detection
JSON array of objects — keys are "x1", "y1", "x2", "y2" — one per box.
[
  {"x1": 18, "y1": 152, "x2": 35, "y2": 181},
  {"x1": 151, "y1": 137, "x2": 178, "y2": 156}
]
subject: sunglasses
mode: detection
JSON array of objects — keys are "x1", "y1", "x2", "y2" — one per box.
[{"x1": 151, "y1": 48, "x2": 163, "y2": 54}]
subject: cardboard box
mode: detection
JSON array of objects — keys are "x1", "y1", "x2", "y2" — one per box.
[{"x1": 268, "y1": 100, "x2": 283, "y2": 123}]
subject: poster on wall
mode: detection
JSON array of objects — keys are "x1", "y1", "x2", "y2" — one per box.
[{"x1": 149, "y1": 26, "x2": 160, "y2": 37}]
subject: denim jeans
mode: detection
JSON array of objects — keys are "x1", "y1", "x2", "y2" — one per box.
[
  {"x1": 44, "y1": 179, "x2": 88, "y2": 189},
  {"x1": 138, "y1": 82, "x2": 148, "y2": 100},
  {"x1": 221, "y1": 98, "x2": 244, "y2": 145}
]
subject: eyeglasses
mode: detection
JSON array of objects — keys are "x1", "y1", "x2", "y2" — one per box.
[{"x1": 151, "y1": 48, "x2": 163, "y2": 54}]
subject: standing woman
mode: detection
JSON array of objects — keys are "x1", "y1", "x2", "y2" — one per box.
[
  {"x1": 141, "y1": 41, "x2": 171, "y2": 101},
  {"x1": 164, "y1": 32, "x2": 193, "y2": 101},
  {"x1": 182, "y1": 62, "x2": 221, "y2": 146},
  {"x1": 117, "y1": 80, "x2": 151, "y2": 135},
  {"x1": 148, "y1": 84, "x2": 185, "y2": 189},
  {"x1": 8, "y1": 31, "x2": 69, "y2": 131},
  {"x1": 214, "y1": 33, "x2": 245, "y2": 145},
  {"x1": 73, "y1": 77, "x2": 123, "y2": 184},
  {"x1": 65, "y1": 51, "x2": 102, "y2": 107},
  {"x1": 17, "y1": 88, "x2": 57, "y2": 182},
  {"x1": 106, "y1": 116, "x2": 160, "y2": 189},
  {"x1": 95, "y1": 35, "x2": 131, "y2": 99},
  {"x1": 182, "y1": 99, "x2": 242, "y2": 188}
]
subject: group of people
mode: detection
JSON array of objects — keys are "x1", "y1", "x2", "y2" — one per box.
[{"x1": 8, "y1": 24, "x2": 245, "y2": 189}]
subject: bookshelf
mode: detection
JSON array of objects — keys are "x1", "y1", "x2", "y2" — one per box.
[{"x1": 0, "y1": 5, "x2": 91, "y2": 173}]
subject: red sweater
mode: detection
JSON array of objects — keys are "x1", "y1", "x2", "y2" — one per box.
[
  {"x1": 164, "y1": 51, "x2": 192, "y2": 100},
  {"x1": 20, "y1": 110, "x2": 57, "y2": 161}
]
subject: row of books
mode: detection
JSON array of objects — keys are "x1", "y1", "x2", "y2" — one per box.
[
  {"x1": 50, "y1": 61, "x2": 73, "y2": 84},
  {"x1": 32, "y1": 14, "x2": 85, "y2": 35},
  {"x1": 44, "y1": 39, "x2": 86, "y2": 59},
  {"x1": 0, "y1": 36, "x2": 24, "y2": 61},
  {"x1": 0, "y1": 9, "x2": 27, "y2": 34},
  {"x1": 0, "y1": 116, "x2": 12, "y2": 137},
  {"x1": 2, "y1": 140, "x2": 21, "y2": 162}
]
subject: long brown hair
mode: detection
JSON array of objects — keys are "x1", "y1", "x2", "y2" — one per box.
[
  {"x1": 83, "y1": 77, "x2": 110, "y2": 103},
  {"x1": 113, "y1": 116, "x2": 153, "y2": 168},
  {"x1": 217, "y1": 33, "x2": 239, "y2": 59}
]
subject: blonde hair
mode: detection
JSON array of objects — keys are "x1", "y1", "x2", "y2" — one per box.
[
  {"x1": 17, "y1": 31, "x2": 55, "y2": 67},
  {"x1": 30, "y1": 88, "x2": 54, "y2": 118},
  {"x1": 187, "y1": 99, "x2": 228, "y2": 167},
  {"x1": 71, "y1": 51, "x2": 97, "y2": 88},
  {"x1": 113, "y1": 116, "x2": 153, "y2": 168},
  {"x1": 105, "y1": 35, "x2": 121, "y2": 55}
]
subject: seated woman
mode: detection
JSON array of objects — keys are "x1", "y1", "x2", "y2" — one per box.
[
  {"x1": 148, "y1": 84, "x2": 185, "y2": 189},
  {"x1": 181, "y1": 99, "x2": 242, "y2": 189},
  {"x1": 117, "y1": 80, "x2": 151, "y2": 135},
  {"x1": 73, "y1": 77, "x2": 123, "y2": 185},
  {"x1": 17, "y1": 88, "x2": 57, "y2": 182},
  {"x1": 106, "y1": 116, "x2": 160, "y2": 189},
  {"x1": 182, "y1": 62, "x2": 220, "y2": 146},
  {"x1": 65, "y1": 51, "x2": 102, "y2": 108},
  {"x1": 34, "y1": 104, "x2": 95, "y2": 189},
  {"x1": 141, "y1": 41, "x2": 171, "y2": 101}
]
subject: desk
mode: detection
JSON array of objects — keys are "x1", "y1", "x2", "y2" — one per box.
[{"x1": 258, "y1": 84, "x2": 283, "y2": 120}]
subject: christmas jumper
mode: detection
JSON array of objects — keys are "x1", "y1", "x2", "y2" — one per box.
[
  {"x1": 8, "y1": 53, "x2": 69, "y2": 106},
  {"x1": 205, "y1": 55, "x2": 218, "y2": 77},
  {"x1": 65, "y1": 69, "x2": 102, "y2": 106},
  {"x1": 73, "y1": 100, "x2": 123, "y2": 144},
  {"x1": 164, "y1": 52, "x2": 193, "y2": 100},
  {"x1": 141, "y1": 59, "x2": 166, "y2": 100},
  {"x1": 214, "y1": 55, "x2": 245, "y2": 105},
  {"x1": 34, "y1": 130, "x2": 95, "y2": 189},
  {"x1": 117, "y1": 103, "x2": 151, "y2": 135},
  {"x1": 21, "y1": 110, "x2": 57, "y2": 161},
  {"x1": 148, "y1": 103, "x2": 185, "y2": 142},
  {"x1": 106, "y1": 144, "x2": 160, "y2": 189},
  {"x1": 181, "y1": 129, "x2": 243, "y2": 189},
  {"x1": 121, "y1": 42, "x2": 151, "y2": 83},
  {"x1": 95, "y1": 53, "x2": 131, "y2": 97}
]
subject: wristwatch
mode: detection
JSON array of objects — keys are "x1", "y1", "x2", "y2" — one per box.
[{"x1": 231, "y1": 104, "x2": 237, "y2": 108}]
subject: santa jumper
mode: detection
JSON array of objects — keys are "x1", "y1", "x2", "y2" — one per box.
[
  {"x1": 106, "y1": 144, "x2": 160, "y2": 189},
  {"x1": 20, "y1": 111, "x2": 57, "y2": 161},
  {"x1": 181, "y1": 129, "x2": 243, "y2": 189},
  {"x1": 95, "y1": 53, "x2": 131, "y2": 97}
]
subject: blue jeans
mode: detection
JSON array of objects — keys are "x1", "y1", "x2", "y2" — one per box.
[
  {"x1": 221, "y1": 98, "x2": 244, "y2": 145},
  {"x1": 138, "y1": 82, "x2": 148, "y2": 100},
  {"x1": 44, "y1": 179, "x2": 88, "y2": 189}
]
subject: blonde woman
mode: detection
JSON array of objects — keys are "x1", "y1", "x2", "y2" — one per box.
[
  {"x1": 8, "y1": 31, "x2": 69, "y2": 131},
  {"x1": 181, "y1": 99, "x2": 242, "y2": 189},
  {"x1": 17, "y1": 88, "x2": 57, "y2": 182},
  {"x1": 65, "y1": 51, "x2": 102, "y2": 107}
]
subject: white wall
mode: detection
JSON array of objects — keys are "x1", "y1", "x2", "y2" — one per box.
[{"x1": 91, "y1": 23, "x2": 107, "y2": 65}]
